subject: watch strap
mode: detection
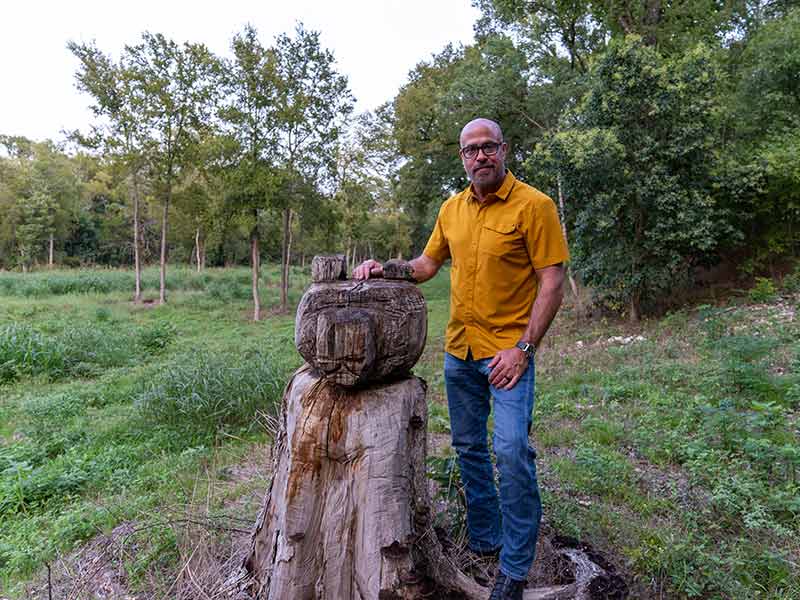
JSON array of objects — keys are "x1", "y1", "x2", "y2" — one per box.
[{"x1": 515, "y1": 341, "x2": 536, "y2": 357}]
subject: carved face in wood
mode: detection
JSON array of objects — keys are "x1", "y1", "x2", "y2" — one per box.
[
  {"x1": 315, "y1": 308, "x2": 377, "y2": 387},
  {"x1": 295, "y1": 278, "x2": 427, "y2": 388}
]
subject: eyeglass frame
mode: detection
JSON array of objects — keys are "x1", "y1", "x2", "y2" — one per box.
[{"x1": 459, "y1": 141, "x2": 504, "y2": 160}]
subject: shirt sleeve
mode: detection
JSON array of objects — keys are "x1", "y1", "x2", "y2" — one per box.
[
  {"x1": 422, "y1": 204, "x2": 451, "y2": 264},
  {"x1": 524, "y1": 195, "x2": 570, "y2": 269}
]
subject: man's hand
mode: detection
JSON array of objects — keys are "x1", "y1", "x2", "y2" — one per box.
[
  {"x1": 353, "y1": 259, "x2": 383, "y2": 280},
  {"x1": 488, "y1": 347, "x2": 529, "y2": 390}
]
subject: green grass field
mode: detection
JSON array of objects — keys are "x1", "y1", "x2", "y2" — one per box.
[{"x1": 0, "y1": 265, "x2": 798, "y2": 598}]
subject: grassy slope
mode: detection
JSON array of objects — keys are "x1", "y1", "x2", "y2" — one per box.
[{"x1": 1, "y1": 265, "x2": 798, "y2": 598}]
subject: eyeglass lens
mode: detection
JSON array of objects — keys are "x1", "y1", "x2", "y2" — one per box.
[{"x1": 462, "y1": 143, "x2": 500, "y2": 159}]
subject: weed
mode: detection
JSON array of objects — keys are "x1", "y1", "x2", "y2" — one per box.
[
  {"x1": 137, "y1": 321, "x2": 177, "y2": 354},
  {"x1": 749, "y1": 277, "x2": 778, "y2": 303}
]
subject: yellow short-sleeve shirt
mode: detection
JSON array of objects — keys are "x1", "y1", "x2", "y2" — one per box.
[{"x1": 423, "y1": 170, "x2": 570, "y2": 360}]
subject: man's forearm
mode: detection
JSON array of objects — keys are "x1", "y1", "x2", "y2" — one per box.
[
  {"x1": 409, "y1": 254, "x2": 441, "y2": 284},
  {"x1": 520, "y1": 274, "x2": 564, "y2": 349}
]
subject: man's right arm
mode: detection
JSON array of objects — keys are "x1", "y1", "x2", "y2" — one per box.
[{"x1": 352, "y1": 254, "x2": 442, "y2": 283}]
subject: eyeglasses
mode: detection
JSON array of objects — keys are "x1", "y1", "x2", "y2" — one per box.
[{"x1": 460, "y1": 142, "x2": 502, "y2": 160}]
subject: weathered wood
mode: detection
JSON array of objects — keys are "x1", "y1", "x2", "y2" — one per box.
[
  {"x1": 242, "y1": 367, "x2": 429, "y2": 599},
  {"x1": 383, "y1": 259, "x2": 415, "y2": 281},
  {"x1": 295, "y1": 280, "x2": 427, "y2": 387},
  {"x1": 311, "y1": 254, "x2": 347, "y2": 283}
]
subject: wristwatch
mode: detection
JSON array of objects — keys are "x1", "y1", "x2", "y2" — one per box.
[{"x1": 515, "y1": 341, "x2": 536, "y2": 358}]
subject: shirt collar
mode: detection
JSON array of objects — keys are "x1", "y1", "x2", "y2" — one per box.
[{"x1": 466, "y1": 170, "x2": 517, "y2": 204}]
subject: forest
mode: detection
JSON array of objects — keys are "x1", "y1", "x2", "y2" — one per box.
[{"x1": 1, "y1": 1, "x2": 797, "y2": 319}]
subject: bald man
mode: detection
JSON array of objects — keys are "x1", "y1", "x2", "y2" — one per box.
[{"x1": 355, "y1": 118, "x2": 569, "y2": 600}]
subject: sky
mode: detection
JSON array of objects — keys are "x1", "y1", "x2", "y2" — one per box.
[{"x1": 0, "y1": 0, "x2": 480, "y2": 142}]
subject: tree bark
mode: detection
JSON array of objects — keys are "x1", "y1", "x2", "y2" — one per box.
[
  {"x1": 557, "y1": 176, "x2": 583, "y2": 318},
  {"x1": 280, "y1": 207, "x2": 291, "y2": 312},
  {"x1": 159, "y1": 200, "x2": 169, "y2": 305},
  {"x1": 48, "y1": 233, "x2": 54, "y2": 269},
  {"x1": 251, "y1": 221, "x2": 261, "y2": 322},
  {"x1": 242, "y1": 367, "x2": 430, "y2": 599},
  {"x1": 133, "y1": 172, "x2": 142, "y2": 303},
  {"x1": 195, "y1": 226, "x2": 203, "y2": 273}
]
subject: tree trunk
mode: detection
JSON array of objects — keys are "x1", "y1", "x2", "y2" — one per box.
[
  {"x1": 280, "y1": 207, "x2": 291, "y2": 312},
  {"x1": 242, "y1": 367, "x2": 432, "y2": 599},
  {"x1": 557, "y1": 176, "x2": 583, "y2": 318},
  {"x1": 159, "y1": 199, "x2": 169, "y2": 305},
  {"x1": 251, "y1": 222, "x2": 261, "y2": 322},
  {"x1": 630, "y1": 289, "x2": 641, "y2": 323},
  {"x1": 280, "y1": 208, "x2": 294, "y2": 312},
  {"x1": 195, "y1": 227, "x2": 202, "y2": 274},
  {"x1": 132, "y1": 172, "x2": 142, "y2": 303},
  {"x1": 48, "y1": 233, "x2": 54, "y2": 269}
]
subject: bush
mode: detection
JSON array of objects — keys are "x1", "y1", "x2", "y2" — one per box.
[
  {"x1": 782, "y1": 265, "x2": 800, "y2": 293},
  {"x1": 137, "y1": 321, "x2": 177, "y2": 354},
  {"x1": 749, "y1": 277, "x2": 777, "y2": 303}
]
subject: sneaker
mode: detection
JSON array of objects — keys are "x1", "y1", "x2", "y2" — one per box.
[{"x1": 489, "y1": 571, "x2": 526, "y2": 600}]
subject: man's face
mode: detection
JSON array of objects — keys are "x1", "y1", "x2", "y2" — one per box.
[{"x1": 460, "y1": 122, "x2": 507, "y2": 191}]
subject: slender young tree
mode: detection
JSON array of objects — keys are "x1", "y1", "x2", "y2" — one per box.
[
  {"x1": 219, "y1": 25, "x2": 280, "y2": 321},
  {"x1": 270, "y1": 23, "x2": 354, "y2": 312},
  {"x1": 126, "y1": 32, "x2": 218, "y2": 304},
  {"x1": 69, "y1": 41, "x2": 148, "y2": 300}
]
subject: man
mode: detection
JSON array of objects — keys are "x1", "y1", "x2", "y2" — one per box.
[{"x1": 354, "y1": 118, "x2": 569, "y2": 600}]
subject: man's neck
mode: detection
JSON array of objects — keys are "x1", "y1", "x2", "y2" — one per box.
[{"x1": 471, "y1": 169, "x2": 506, "y2": 204}]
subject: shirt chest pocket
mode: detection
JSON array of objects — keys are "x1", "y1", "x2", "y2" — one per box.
[{"x1": 480, "y1": 222, "x2": 524, "y2": 257}]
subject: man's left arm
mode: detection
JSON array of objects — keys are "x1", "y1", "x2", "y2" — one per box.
[{"x1": 487, "y1": 264, "x2": 565, "y2": 390}]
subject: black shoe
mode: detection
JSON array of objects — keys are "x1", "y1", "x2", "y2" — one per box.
[{"x1": 489, "y1": 571, "x2": 526, "y2": 600}]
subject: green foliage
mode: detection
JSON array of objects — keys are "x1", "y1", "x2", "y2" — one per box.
[
  {"x1": 749, "y1": 277, "x2": 778, "y2": 303},
  {"x1": 137, "y1": 321, "x2": 177, "y2": 354},
  {"x1": 540, "y1": 38, "x2": 737, "y2": 317},
  {"x1": 426, "y1": 453, "x2": 466, "y2": 538},
  {"x1": 0, "y1": 324, "x2": 67, "y2": 383},
  {"x1": 134, "y1": 349, "x2": 290, "y2": 439}
]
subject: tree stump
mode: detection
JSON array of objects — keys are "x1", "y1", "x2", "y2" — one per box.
[{"x1": 235, "y1": 255, "x2": 616, "y2": 600}]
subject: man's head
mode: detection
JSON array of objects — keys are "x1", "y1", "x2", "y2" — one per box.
[{"x1": 459, "y1": 118, "x2": 507, "y2": 194}]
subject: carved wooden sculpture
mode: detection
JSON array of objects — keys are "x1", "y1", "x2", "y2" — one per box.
[{"x1": 237, "y1": 255, "x2": 614, "y2": 600}]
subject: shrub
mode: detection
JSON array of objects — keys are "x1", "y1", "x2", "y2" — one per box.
[
  {"x1": 749, "y1": 277, "x2": 777, "y2": 303},
  {"x1": 782, "y1": 264, "x2": 800, "y2": 293},
  {"x1": 137, "y1": 321, "x2": 177, "y2": 354}
]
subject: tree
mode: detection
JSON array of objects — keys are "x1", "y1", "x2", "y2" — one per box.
[
  {"x1": 219, "y1": 24, "x2": 280, "y2": 321},
  {"x1": 30, "y1": 143, "x2": 81, "y2": 268},
  {"x1": 126, "y1": 32, "x2": 219, "y2": 304},
  {"x1": 729, "y1": 8, "x2": 800, "y2": 267},
  {"x1": 70, "y1": 40, "x2": 149, "y2": 300},
  {"x1": 270, "y1": 23, "x2": 354, "y2": 312},
  {"x1": 542, "y1": 37, "x2": 738, "y2": 319}
]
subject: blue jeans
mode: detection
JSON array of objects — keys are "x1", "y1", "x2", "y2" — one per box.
[{"x1": 444, "y1": 351, "x2": 542, "y2": 581}]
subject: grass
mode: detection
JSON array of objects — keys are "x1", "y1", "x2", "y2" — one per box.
[
  {"x1": 0, "y1": 264, "x2": 798, "y2": 599},
  {"x1": 0, "y1": 264, "x2": 302, "y2": 596}
]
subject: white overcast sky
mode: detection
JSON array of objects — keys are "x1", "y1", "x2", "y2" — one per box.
[{"x1": 0, "y1": 0, "x2": 479, "y2": 142}]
